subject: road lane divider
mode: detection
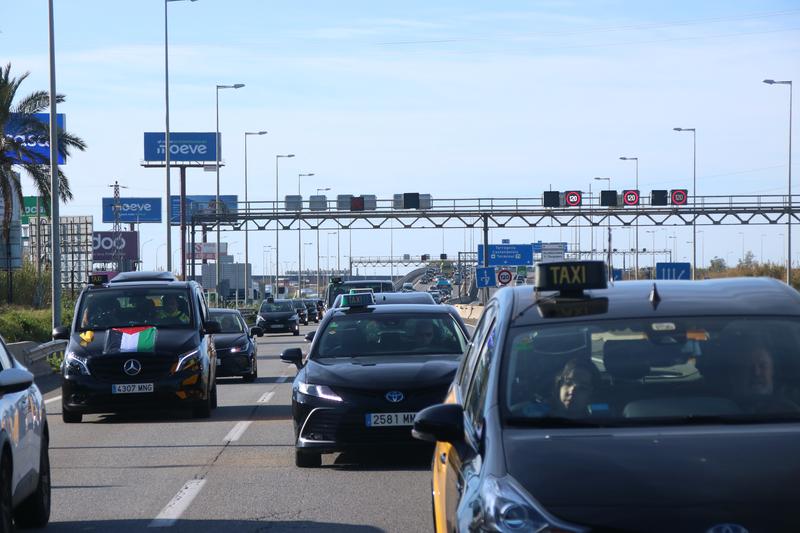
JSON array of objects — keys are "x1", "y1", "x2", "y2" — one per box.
[
  {"x1": 148, "y1": 479, "x2": 206, "y2": 528},
  {"x1": 223, "y1": 421, "x2": 252, "y2": 443},
  {"x1": 258, "y1": 391, "x2": 275, "y2": 404}
]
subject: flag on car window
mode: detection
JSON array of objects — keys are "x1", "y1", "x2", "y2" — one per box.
[{"x1": 105, "y1": 326, "x2": 157, "y2": 353}]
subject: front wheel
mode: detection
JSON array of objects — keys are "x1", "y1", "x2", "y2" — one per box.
[
  {"x1": 15, "y1": 433, "x2": 51, "y2": 528},
  {"x1": 293, "y1": 330, "x2": 300, "y2": 336},
  {"x1": 62, "y1": 407, "x2": 82, "y2": 424}
]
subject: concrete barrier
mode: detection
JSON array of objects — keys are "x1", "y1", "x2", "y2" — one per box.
[{"x1": 7, "y1": 340, "x2": 66, "y2": 377}]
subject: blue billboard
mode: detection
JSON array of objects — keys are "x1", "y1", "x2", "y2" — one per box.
[
  {"x1": 4, "y1": 113, "x2": 66, "y2": 164},
  {"x1": 169, "y1": 195, "x2": 238, "y2": 225},
  {"x1": 102, "y1": 197, "x2": 162, "y2": 224},
  {"x1": 144, "y1": 132, "x2": 220, "y2": 162},
  {"x1": 477, "y1": 244, "x2": 534, "y2": 267}
]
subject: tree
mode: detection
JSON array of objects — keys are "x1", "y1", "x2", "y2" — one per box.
[
  {"x1": 0, "y1": 63, "x2": 86, "y2": 244},
  {"x1": 737, "y1": 250, "x2": 757, "y2": 269},
  {"x1": 708, "y1": 257, "x2": 727, "y2": 273}
]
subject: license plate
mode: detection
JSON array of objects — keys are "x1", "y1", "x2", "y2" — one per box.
[
  {"x1": 365, "y1": 412, "x2": 417, "y2": 427},
  {"x1": 270, "y1": 324, "x2": 283, "y2": 329},
  {"x1": 216, "y1": 358, "x2": 222, "y2": 366},
  {"x1": 112, "y1": 383, "x2": 154, "y2": 394}
]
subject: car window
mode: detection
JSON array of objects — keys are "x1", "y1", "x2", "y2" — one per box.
[
  {"x1": 501, "y1": 317, "x2": 800, "y2": 425},
  {"x1": 0, "y1": 340, "x2": 13, "y2": 371},
  {"x1": 315, "y1": 313, "x2": 467, "y2": 358},
  {"x1": 210, "y1": 312, "x2": 245, "y2": 333},
  {"x1": 458, "y1": 304, "x2": 497, "y2": 397},
  {"x1": 260, "y1": 301, "x2": 294, "y2": 312},
  {"x1": 77, "y1": 288, "x2": 194, "y2": 330},
  {"x1": 463, "y1": 324, "x2": 497, "y2": 433}
]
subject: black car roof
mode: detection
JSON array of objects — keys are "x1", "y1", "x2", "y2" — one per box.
[{"x1": 507, "y1": 277, "x2": 800, "y2": 326}]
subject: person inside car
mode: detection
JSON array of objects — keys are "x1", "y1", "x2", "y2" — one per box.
[
  {"x1": 550, "y1": 358, "x2": 602, "y2": 418},
  {"x1": 158, "y1": 294, "x2": 189, "y2": 324}
]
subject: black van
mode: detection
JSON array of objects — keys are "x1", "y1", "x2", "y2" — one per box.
[{"x1": 53, "y1": 272, "x2": 221, "y2": 423}]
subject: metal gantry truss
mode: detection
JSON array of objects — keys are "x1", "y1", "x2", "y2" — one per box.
[{"x1": 190, "y1": 194, "x2": 798, "y2": 232}]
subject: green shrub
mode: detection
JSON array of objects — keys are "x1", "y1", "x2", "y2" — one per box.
[
  {"x1": 47, "y1": 351, "x2": 64, "y2": 374},
  {"x1": 0, "y1": 306, "x2": 52, "y2": 343}
]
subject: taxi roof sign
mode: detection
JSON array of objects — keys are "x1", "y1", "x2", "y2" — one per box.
[
  {"x1": 534, "y1": 261, "x2": 607, "y2": 293},
  {"x1": 89, "y1": 273, "x2": 109, "y2": 286},
  {"x1": 341, "y1": 292, "x2": 376, "y2": 308}
]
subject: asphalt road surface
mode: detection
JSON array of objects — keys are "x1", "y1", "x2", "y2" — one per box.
[{"x1": 33, "y1": 325, "x2": 433, "y2": 532}]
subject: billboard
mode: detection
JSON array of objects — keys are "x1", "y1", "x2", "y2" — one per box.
[
  {"x1": 4, "y1": 113, "x2": 66, "y2": 164},
  {"x1": 0, "y1": 179, "x2": 23, "y2": 269},
  {"x1": 144, "y1": 132, "x2": 220, "y2": 162},
  {"x1": 92, "y1": 231, "x2": 139, "y2": 262},
  {"x1": 169, "y1": 195, "x2": 238, "y2": 225},
  {"x1": 21, "y1": 196, "x2": 51, "y2": 225},
  {"x1": 186, "y1": 242, "x2": 228, "y2": 261},
  {"x1": 102, "y1": 197, "x2": 162, "y2": 224}
]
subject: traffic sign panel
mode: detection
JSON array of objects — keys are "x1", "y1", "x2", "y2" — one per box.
[
  {"x1": 477, "y1": 244, "x2": 533, "y2": 267},
  {"x1": 671, "y1": 189, "x2": 688, "y2": 205},
  {"x1": 565, "y1": 190, "x2": 582, "y2": 206},
  {"x1": 476, "y1": 267, "x2": 496, "y2": 288},
  {"x1": 656, "y1": 262, "x2": 691, "y2": 280},
  {"x1": 497, "y1": 269, "x2": 513, "y2": 285},
  {"x1": 623, "y1": 189, "x2": 640, "y2": 206}
]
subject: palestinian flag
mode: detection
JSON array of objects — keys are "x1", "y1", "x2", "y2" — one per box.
[{"x1": 105, "y1": 326, "x2": 157, "y2": 354}]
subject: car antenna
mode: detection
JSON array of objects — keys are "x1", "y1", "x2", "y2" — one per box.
[{"x1": 649, "y1": 283, "x2": 661, "y2": 310}]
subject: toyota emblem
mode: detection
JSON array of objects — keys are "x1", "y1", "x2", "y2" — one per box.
[
  {"x1": 123, "y1": 359, "x2": 142, "y2": 376},
  {"x1": 385, "y1": 391, "x2": 404, "y2": 403}
]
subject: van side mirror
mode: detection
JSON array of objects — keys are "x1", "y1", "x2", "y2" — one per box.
[
  {"x1": 304, "y1": 330, "x2": 315, "y2": 342},
  {"x1": 412, "y1": 403, "x2": 464, "y2": 444},
  {"x1": 280, "y1": 347, "x2": 303, "y2": 369},
  {"x1": 204, "y1": 321, "x2": 222, "y2": 335},
  {"x1": 250, "y1": 327, "x2": 263, "y2": 338},
  {"x1": 52, "y1": 326, "x2": 70, "y2": 341}
]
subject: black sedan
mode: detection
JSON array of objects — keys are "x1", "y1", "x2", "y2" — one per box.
[
  {"x1": 256, "y1": 299, "x2": 301, "y2": 336},
  {"x1": 281, "y1": 301, "x2": 470, "y2": 468},
  {"x1": 303, "y1": 299, "x2": 321, "y2": 323},
  {"x1": 292, "y1": 299, "x2": 310, "y2": 325},
  {"x1": 209, "y1": 309, "x2": 261, "y2": 382}
]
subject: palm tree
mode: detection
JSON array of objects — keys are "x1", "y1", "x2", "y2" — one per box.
[{"x1": 0, "y1": 63, "x2": 86, "y2": 302}]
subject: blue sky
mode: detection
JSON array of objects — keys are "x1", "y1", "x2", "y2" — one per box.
[{"x1": 2, "y1": 1, "x2": 799, "y2": 274}]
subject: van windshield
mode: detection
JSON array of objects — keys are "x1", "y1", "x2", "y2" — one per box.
[{"x1": 78, "y1": 288, "x2": 193, "y2": 331}]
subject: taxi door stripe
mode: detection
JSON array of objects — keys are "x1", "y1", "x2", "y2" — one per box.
[{"x1": 148, "y1": 479, "x2": 206, "y2": 528}]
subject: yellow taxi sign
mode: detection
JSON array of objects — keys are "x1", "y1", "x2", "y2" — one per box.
[
  {"x1": 534, "y1": 261, "x2": 607, "y2": 292},
  {"x1": 89, "y1": 273, "x2": 109, "y2": 286}
]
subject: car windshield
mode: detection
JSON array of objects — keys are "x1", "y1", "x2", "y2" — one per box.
[
  {"x1": 209, "y1": 312, "x2": 244, "y2": 334},
  {"x1": 293, "y1": 300, "x2": 306, "y2": 309},
  {"x1": 502, "y1": 317, "x2": 800, "y2": 427},
  {"x1": 260, "y1": 301, "x2": 294, "y2": 313},
  {"x1": 315, "y1": 313, "x2": 467, "y2": 358},
  {"x1": 78, "y1": 288, "x2": 193, "y2": 330}
]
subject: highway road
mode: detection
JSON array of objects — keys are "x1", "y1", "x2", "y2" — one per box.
[{"x1": 33, "y1": 326, "x2": 432, "y2": 532}]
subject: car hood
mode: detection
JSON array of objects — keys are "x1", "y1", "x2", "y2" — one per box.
[
  {"x1": 259, "y1": 312, "x2": 296, "y2": 320},
  {"x1": 68, "y1": 328, "x2": 199, "y2": 357},
  {"x1": 213, "y1": 333, "x2": 248, "y2": 350},
  {"x1": 305, "y1": 356, "x2": 459, "y2": 390},
  {"x1": 503, "y1": 425, "x2": 800, "y2": 532}
]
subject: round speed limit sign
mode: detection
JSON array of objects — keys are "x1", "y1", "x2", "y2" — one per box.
[{"x1": 497, "y1": 269, "x2": 513, "y2": 285}]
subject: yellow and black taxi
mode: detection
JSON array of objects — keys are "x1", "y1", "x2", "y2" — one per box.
[
  {"x1": 53, "y1": 272, "x2": 221, "y2": 422},
  {"x1": 281, "y1": 291, "x2": 470, "y2": 468},
  {"x1": 209, "y1": 308, "x2": 261, "y2": 382},
  {"x1": 413, "y1": 261, "x2": 800, "y2": 533}
]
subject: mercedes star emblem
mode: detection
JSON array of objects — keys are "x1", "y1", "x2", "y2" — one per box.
[{"x1": 123, "y1": 359, "x2": 142, "y2": 376}]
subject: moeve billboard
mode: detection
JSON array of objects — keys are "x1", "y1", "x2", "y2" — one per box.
[
  {"x1": 92, "y1": 231, "x2": 139, "y2": 262},
  {"x1": 4, "y1": 113, "x2": 66, "y2": 165},
  {"x1": 169, "y1": 195, "x2": 238, "y2": 225},
  {"x1": 102, "y1": 197, "x2": 162, "y2": 223},
  {"x1": 21, "y1": 196, "x2": 51, "y2": 225},
  {"x1": 143, "y1": 132, "x2": 220, "y2": 162}
]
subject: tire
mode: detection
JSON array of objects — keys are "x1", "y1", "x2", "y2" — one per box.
[
  {"x1": 0, "y1": 452, "x2": 12, "y2": 533},
  {"x1": 295, "y1": 450, "x2": 321, "y2": 468},
  {"x1": 242, "y1": 358, "x2": 257, "y2": 383},
  {"x1": 210, "y1": 382, "x2": 218, "y2": 410},
  {"x1": 192, "y1": 389, "x2": 212, "y2": 419},
  {"x1": 62, "y1": 407, "x2": 82, "y2": 424},
  {"x1": 293, "y1": 330, "x2": 300, "y2": 336},
  {"x1": 15, "y1": 433, "x2": 50, "y2": 529}
]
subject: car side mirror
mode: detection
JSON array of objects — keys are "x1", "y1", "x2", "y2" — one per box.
[
  {"x1": 0, "y1": 368, "x2": 34, "y2": 395},
  {"x1": 280, "y1": 347, "x2": 303, "y2": 369},
  {"x1": 250, "y1": 327, "x2": 263, "y2": 338},
  {"x1": 412, "y1": 403, "x2": 464, "y2": 444},
  {"x1": 204, "y1": 321, "x2": 222, "y2": 335},
  {"x1": 52, "y1": 326, "x2": 70, "y2": 341},
  {"x1": 304, "y1": 330, "x2": 315, "y2": 342}
]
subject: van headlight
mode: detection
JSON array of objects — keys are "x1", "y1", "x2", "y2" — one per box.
[
  {"x1": 297, "y1": 382, "x2": 343, "y2": 402},
  {"x1": 475, "y1": 475, "x2": 585, "y2": 533},
  {"x1": 175, "y1": 349, "x2": 201, "y2": 372},
  {"x1": 63, "y1": 352, "x2": 90, "y2": 376}
]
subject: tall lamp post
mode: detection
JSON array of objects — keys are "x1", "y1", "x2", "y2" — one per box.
[
  {"x1": 275, "y1": 154, "x2": 295, "y2": 294},
  {"x1": 763, "y1": 79, "x2": 793, "y2": 285},
  {"x1": 619, "y1": 156, "x2": 639, "y2": 279},
  {"x1": 315, "y1": 187, "x2": 330, "y2": 293},
  {"x1": 215, "y1": 82, "x2": 245, "y2": 303},
  {"x1": 673, "y1": 127, "x2": 697, "y2": 279},
  {"x1": 297, "y1": 172, "x2": 314, "y2": 294},
  {"x1": 244, "y1": 130, "x2": 267, "y2": 303},
  {"x1": 47, "y1": 0, "x2": 61, "y2": 327},
  {"x1": 594, "y1": 177, "x2": 612, "y2": 278}
]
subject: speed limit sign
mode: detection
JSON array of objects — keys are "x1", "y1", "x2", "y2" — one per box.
[
  {"x1": 565, "y1": 191, "x2": 582, "y2": 207},
  {"x1": 671, "y1": 189, "x2": 688, "y2": 205},
  {"x1": 622, "y1": 189, "x2": 640, "y2": 206},
  {"x1": 497, "y1": 269, "x2": 513, "y2": 285}
]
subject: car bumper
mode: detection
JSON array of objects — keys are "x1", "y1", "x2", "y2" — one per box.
[
  {"x1": 216, "y1": 353, "x2": 254, "y2": 377},
  {"x1": 61, "y1": 370, "x2": 207, "y2": 414},
  {"x1": 257, "y1": 321, "x2": 300, "y2": 334}
]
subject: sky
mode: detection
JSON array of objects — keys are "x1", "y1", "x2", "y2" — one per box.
[{"x1": 2, "y1": 0, "x2": 799, "y2": 276}]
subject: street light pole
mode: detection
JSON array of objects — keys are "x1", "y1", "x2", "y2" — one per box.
[
  {"x1": 619, "y1": 157, "x2": 639, "y2": 279},
  {"x1": 47, "y1": 0, "x2": 61, "y2": 328},
  {"x1": 764, "y1": 79, "x2": 793, "y2": 285},
  {"x1": 674, "y1": 127, "x2": 697, "y2": 279},
  {"x1": 244, "y1": 130, "x2": 267, "y2": 303},
  {"x1": 215, "y1": 82, "x2": 245, "y2": 304},
  {"x1": 297, "y1": 173, "x2": 314, "y2": 295},
  {"x1": 275, "y1": 154, "x2": 295, "y2": 295}
]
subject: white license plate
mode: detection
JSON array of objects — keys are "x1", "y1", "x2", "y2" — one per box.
[
  {"x1": 216, "y1": 358, "x2": 222, "y2": 366},
  {"x1": 112, "y1": 383, "x2": 154, "y2": 394},
  {"x1": 270, "y1": 324, "x2": 284, "y2": 329},
  {"x1": 365, "y1": 412, "x2": 417, "y2": 427}
]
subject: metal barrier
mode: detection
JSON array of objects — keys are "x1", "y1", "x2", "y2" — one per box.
[{"x1": 7, "y1": 340, "x2": 67, "y2": 377}]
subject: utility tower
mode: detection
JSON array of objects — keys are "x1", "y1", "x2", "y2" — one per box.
[{"x1": 109, "y1": 181, "x2": 128, "y2": 271}]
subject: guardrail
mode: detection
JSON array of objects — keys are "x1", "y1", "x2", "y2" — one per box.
[{"x1": 7, "y1": 340, "x2": 67, "y2": 377}]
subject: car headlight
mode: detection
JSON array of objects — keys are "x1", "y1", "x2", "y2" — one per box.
[
  {"x1": 63, "y1": 351, "x2": 90, "y2": 376},
  {"x1": 297, "y1": 382, "x2": 343, "y2": 402},
  {"x1": 175, "y1": 349, "x2": 201, "y2": 372},
  {"x1": 476, "y1": 475, "x2": 585, "y2": 533},
  {"x1": 230, "y1": 342, "x2": 249, "y2": 353}
]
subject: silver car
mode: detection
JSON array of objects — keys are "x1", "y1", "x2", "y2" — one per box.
[{"x1": 0, "y1": 336, "x2": 50, "y2": 530}]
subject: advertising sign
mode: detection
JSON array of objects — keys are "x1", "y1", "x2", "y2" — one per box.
[
  {"x1": 92, "y1": 231, "x2": 139, "y2": 262},
  {"x1": 21, "y1": 196, "x2": 51, "y2": 225},
  {"x1": 143, "y1": 132, "x2": 220, "y2": 162},
  {"x1": 102, "y1": 197, "x2": 162, "y2": 224},
  {"x1": 477, "y1": 244, "x2": 534, "y2": 267},
  {"x1": 656, "y1": 262, "x2": 691, "y2": 280},
  {"x1": 186, "y1": 242, "x2": 228, "y2": 261},
  {"x1": 0, "y1": 181, "x2": 22, "y2": 269},
  {"x1": 4, "y1": 113, "x2": 66, "y2": 165},
  {"x1": 169, "y1": 195, "x2": 238, "y2": 225}
]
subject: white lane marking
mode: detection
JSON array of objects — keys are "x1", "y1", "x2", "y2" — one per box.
[
  {"x1": 258, "y1": 391, "x2": 275, "y2": 404},
  {"x1": 148, "y1": 479, "x2": 206, "y2": 528},
  {"x1": 222, "y1": 421, "x2": 252, "y2": 443},
  {"x1": 44, "y1": 395, "x2": 62, "y2": 405}
]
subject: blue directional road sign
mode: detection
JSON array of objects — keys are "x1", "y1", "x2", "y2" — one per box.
[
  {"x1": 656, "y1": 262, "x2": 691, "y2": 280},
  {"x1": 476, "y1": 267, "x2": 497, "y2": 288},
  {"x1": 477, "y1": 244, "x2": 534, "y2": 267},
  {"x1": 532, "y1": 241, "x2": 568, "y2": 253}
]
